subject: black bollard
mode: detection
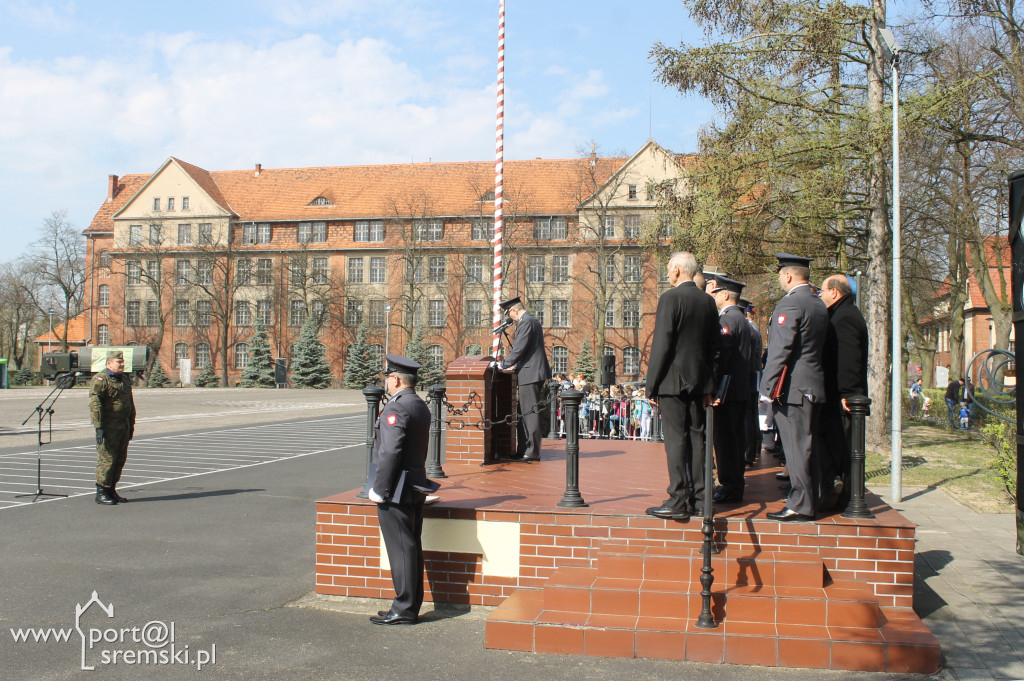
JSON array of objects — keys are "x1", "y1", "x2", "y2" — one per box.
[
  {"x1": 653, "y1": 404, "x2": 664, "y2": 443},
  {"x1": 557, "y1": 389, "x2": 587, "y2": 508},
  {"x1": 695, "y1": 401, "x2": 718, "y2": 629},
  {"x1": 842, "y1": 395, "x2": 873, "y2": 518},
  {"x1": 358, "y1": 384, "x2": 385, "y2": 499},
  {"x1": 426, "y1": 384, "x2": 447, "y2": 479},
  {"x1": 547, "y1": 381, "x2": 561, "y2": 439}
]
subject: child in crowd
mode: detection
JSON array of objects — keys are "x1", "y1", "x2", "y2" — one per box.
[
  {"x1": 922, "y1": 396, "x2": 931, "y2": 419},
  {"x1": 958, "y1": 401, "x2": 970, "y2": 429}
]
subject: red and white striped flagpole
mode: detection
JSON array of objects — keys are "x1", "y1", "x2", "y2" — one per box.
[{"x1": 491, "y1": 0, "x2": 506, "y2": 358}]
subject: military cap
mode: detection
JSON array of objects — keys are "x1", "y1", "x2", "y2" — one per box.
[
  {"x1": 775, "y1": 253, "x2": 813, "y2": 270},
  {"x1": 498, "y1": 296, "x2": 522, "y2": 312},
  {"x1": 738, "y1": 297, "x2": 752, "y2": 309},
  {"x1": 384, "y1": 354, "x2": 421, "y2": 376},
  {"x1": 701, "y1": 268, "x2": 727, "y2": 282},
  {"x1": 711, "y1": 276, "x2": 745, "y2": 295},
  {"x1": 106, "y1": 351, "x2": 124, "y2": 360}
]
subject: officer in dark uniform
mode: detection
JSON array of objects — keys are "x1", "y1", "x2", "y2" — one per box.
[
  {"x1": 367, "y1": 354, "x2": 437, "y2": 625},
  {"x1": 89, "y1": 351, "x2": 136, "y2": 505},
  {"x1": 760, "y1": 254, "x2": 828, "y2": 521},
  {"x1": 497, "y1": 296, "x2": 551, "y2": 461},
  {"x1": 710, "y1": 277, "x2": 755, "y2": 503},
  {"x1": 740, "y1": 298, "x2": 764, "y2": 467}
]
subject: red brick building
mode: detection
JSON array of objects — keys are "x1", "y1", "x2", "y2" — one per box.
[{"x1": 83, "y1": 141, "x2": 686, "y2": 385}]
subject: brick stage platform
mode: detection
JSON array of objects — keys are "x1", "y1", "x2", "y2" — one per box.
[{"x1": 315, "y1": 438, "x2": 940, "y2": 673}]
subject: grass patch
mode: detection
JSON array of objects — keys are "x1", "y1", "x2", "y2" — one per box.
[{"x1": 865, "y1": 422, "x2": 1016, "y2": 514}]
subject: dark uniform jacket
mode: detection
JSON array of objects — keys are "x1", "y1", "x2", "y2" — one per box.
[
  {"x1": 760, "y1": 283, "x2": 828, "y2": 405},
  {"x1": 646, "y1": 280, "x2": 720, "y2": 397},
  {"x1": 748, "y1": 320, "x2": 763, "y2": 393},
  {"x1": 502, "y1": 312, "x2": 551, "y2": 385},
  {"x1": 718, "y1": 304, "x2": 755, "y2": 401},
  {"x1": 88, "y1": 370, "x2": 136, "y2": 430},
  {"x1": 823, "y1": 294, "x2": 868, "y2": 401},
  {"x1": 372, "y1": 388, "x2": 432, "y2": 503}
]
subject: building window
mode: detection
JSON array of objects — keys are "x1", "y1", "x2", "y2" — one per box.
[
  {"x1": 528, "y1": 255, "x2": 546, "y2": 283},
  {"x1": 174, "y1": 300, "x2": 190, "y2": 326},
  {"x1": 604, "y1": 255, "x2": 615, "y2": 283},
  {"x1": 298, "y1": 223, "x2": 310, "y2": 243},
  {"x1": 428, "y1": 300, "x2": 445, "y2": 327},
  {"x1": 126, "y1": 300, "x2": 140, "y2": 326},
  {"x1": 153, "y1": 198, "x2": 161, "y2": 212},
  {"x1": 235, "y1": 342, "x2": 249, "y2": 369},
  {"x1": 100, "y1": 251, "x2": 112, "y2": 267},
  {"x1": 532, "y1": 300, "x2": 545, "y2": 326},
  {"x1": 472, "y1": 219, "x2": 494, "y2": 241},
  {"x1": 242, "y1": 224, "x2": 257, "y2": 245},
  {"x1": 196, "y1": 300, "x2": 212, "y2": 326},
  {"x1": 552, "y1": 346, "x2": 569, "y2": 374},
  {"x1": 178, "y1": 224, "x2": 191, "y2": 244},
  {"x1": 256, "y1": 258, "x2": 273, "y2": 285},
  {"x1": 624, "y1": 215, "x2": 642, "y2": 239},
  {"x1": 534, "y1": 217, "x2": 567, "y2": 240},
  {"x1": 415, "y1": 219, "x2": 444, "y2": 241},
  {"x1": 167, "y1": 197, "x2": 175, "y2": 211},
  {"x1": 196, "y1": 342, "x2": 210, "y2": 368},
  {"x1": 146, "y1": 260, "x2": 160, "y2": 284},
  {"x1": 233, "y1": 300, "x2": 249, "y2": 328},
  {"x1": 291, "y1": 300, "x2": 307, "y2": 326},
  {"x1": 236, "y1": 259, "x2": 251, "y2": 285},
  {"x1": 291, "y1": 258, "x2": 306, "y2": 285},
  {"x1": 466, "y1": 255, "x2": 484, "y2": 283},
  {"x1": 198, "y1": 223, "x2": 213, "y2": 244},
  {"x1": 466, "y1": 300, "x2": 483, "y2": 327},
  {"x1": 182, "y1": 196, "x2": 190, "y2": 211},
  {"x1": 368, "y1": 343, "x2": 384, "y2": 368},
  {"x1": 298, "y1": 222, "x2": 327, "y2": 243},
  {"x1": 466, "y1": 344, "x2": 483, "y2": 356},
  {"x1": 194, "y1": 260, "x2": 212, "y2": 285},
  {"x1": 406, "y1": 300, "x2": 422, "y2": 328},
  {"x1": 427, "y1": 344, "x2": 444, "y2": 370},
  {"x1": 97, "y1": 324, "x2": 110, "y2": 345},
  {"x1": 146, "y1": 300, "x2": 159, "y2": 326},
  {"x1": 409, "y1": 257, "x2": 424, "y2": 283},
  {"x1": 174, "y1": 342, "x2": 189, "y2": 368},
  {"x1": 256, "y1": 300, "x2": 271, "y2": 325},
  {"x1": 309, "y1": 257, "x2": 327, "y2": 284},
  {"x1": 354, "y1": 220, "x2": 384, "y2": 242},
  {"x1": 176, "y1": 260, "x2": 191, "y2": 285},
  {"x1": 627, "y1": 184, "x2": 638, "y2": 200},
  {"x1": 311, "y1": 299, "x2": 325, "y2": 322},
  {"x1": 149, "y1": 224, "x2": 162, "y2": 246},
  {"x1": 623, "y1": 346, "x2": 640, "y2": 375},
  {"x1": 348, "y1": 257, "x2": 364, "y2": 283},
  {"x1": 552, "y1": 256, "x2": 569, "y2": 283},
  {"x1": 129, "y1": 225, "x2": 142, "y2": 246},
  {"x1": 552, "y1": 300, "x2": 569, "y2": 328},
  {"x1": 428, "y1": 256, "x2": 446, "y2": 283},
  {"x1": 623, "y1": 299, "x2": 641, "y2": 328},
  {"x1": 313, "y1": 221, "x2": 327, "y2": 241},
  {"x1": 369, "y1": 299, "x2": 387, "y2": 327},
  {"x1": 345, "y1": 299, "x2": 362, "y2": 326},
  {"x1": 257, "y1": 223, "x2": 272, "y2": 244},
  {"x1": 602, "y1": 216, "x2": 616, "y2": 238},
  {"x1": 625, "y1": 255, "x2": 642, "y2": 283},
  {"x1": 126, "y1": 260, "x2": 141, "y2": 285},
  {"x1": 98, "y1": 285, "x2": 110, "y2": 307},
  {"x1": 369, "y1": 256, "x2": 386, "y2": 284},
  {"x1": 605, "y1": 300, "x2": 615, "y2": 328}
]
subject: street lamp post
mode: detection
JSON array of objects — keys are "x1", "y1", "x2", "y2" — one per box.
[
  {"x1": 879, "y1": 28, "x2": 902, "y2": 502},
  {"x1": 385, "y1": 304, "x2": 392, "y2": 369}
]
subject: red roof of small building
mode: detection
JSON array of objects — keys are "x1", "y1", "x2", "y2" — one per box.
[{"x1": 33, "y1": 313, "x2": 89, "y2": 345}]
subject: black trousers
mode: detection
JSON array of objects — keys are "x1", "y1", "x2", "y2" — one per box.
[
  {"x1": 745, "y1": 392, "x2": 760, "y2": 463},
  {"x1": 774, "y1": 400, "x2": 821, "y2": 517},
  {"x1": 516, "y1": 381, "x2": 544, "y2": 459},
  {"x1": 714, "y1": 397, "x2": 749, "y2": 497},
  {"x1": 815, "y1": 400, "x2": 852, "y2": 506},
  {"x1": 658, "y1": 393, "x2": 706, "y2": 512},
  {"x1": 377, "y1": 496, "x2": 425, "y2": 618}
]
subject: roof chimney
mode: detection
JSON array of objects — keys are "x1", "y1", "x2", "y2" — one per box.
[
  {"x1": 255, "y1": 163, "x2": 262, "y2": 177},
  {"x1": 107, "y1": 175, "x2": 119, "y2": 202}
]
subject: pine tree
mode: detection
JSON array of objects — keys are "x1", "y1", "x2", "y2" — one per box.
[
  {"x1": 147, "y1": 359, "x2": 170, "y2": 388},
  {"x1": 573, "y1": 340, "x2": 597, "y2": 384},
  {"x1": 14, "y1": 368, "x2": 36, "y2": 386},
  {"x1": 290, "y1": 316, "x2": 333, "y2": 388},
  {"x1": 404, "y1": 327, "x2": 444, "y2": 389},
  {"x1": 344, "y1": 323, "x2": 379, "y2": 389},
  {"x1": 239, "y1": 322, "x2": 276, "y2": 388},
  {"x1": 196, "y1": 362, "x2": 220, "y2": 387}
]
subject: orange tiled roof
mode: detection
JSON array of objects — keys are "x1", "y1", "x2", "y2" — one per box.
[
  {"x1": 85, "y1": 156, "x2": 632, "y2": 234},
  {"x1": 32, "y1": 312, "x2": 89, "y2": 345}
]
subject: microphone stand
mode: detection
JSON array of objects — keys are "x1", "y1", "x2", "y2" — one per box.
[{"x1": 16, "y1": 372, "x2": 76, "y2": 501}]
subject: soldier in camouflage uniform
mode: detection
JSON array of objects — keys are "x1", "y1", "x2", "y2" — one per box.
[{"x1": 89, "y1": 352, "x2": 136, "y2": 505}]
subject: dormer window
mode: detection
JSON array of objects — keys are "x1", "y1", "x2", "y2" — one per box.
[
  {"x1": 479, "y1": 190, "x2": 495, "y2": 202},
  {"x1": 310, "y1": 196, "x2": 333, "y2": 206}
]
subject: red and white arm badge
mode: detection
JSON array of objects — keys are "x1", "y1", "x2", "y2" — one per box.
[
  {"x1": 386, "y1": 414, "x2": 397, "y2": 426},
  {"x1": 777, "y1": 314, "x2": 787, "y2": 326}
]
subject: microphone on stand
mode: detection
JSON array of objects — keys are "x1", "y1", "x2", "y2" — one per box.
[{"x1": 494, "y1": 317, "x2": 515, "y2": 334}]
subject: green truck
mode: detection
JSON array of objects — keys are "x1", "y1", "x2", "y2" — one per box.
[{"x1": 40, "y1": 346, "x2": 150, "y2": 384}]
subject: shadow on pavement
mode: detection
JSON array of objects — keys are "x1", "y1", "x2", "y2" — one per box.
[{"x1": 125, "y1": 488, "x2": 266, "y2": 502}]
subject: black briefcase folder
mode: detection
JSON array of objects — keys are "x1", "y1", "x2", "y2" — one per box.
[{"x1": 362, "y1": 463, "x2": 440, "y2": 501}]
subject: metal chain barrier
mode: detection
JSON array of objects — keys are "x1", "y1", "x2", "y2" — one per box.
[{"x1": 439, "y1": 386, "x2": 557, "y2": 431}]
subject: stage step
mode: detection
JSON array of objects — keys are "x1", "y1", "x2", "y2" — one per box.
[{"x1": 486, "y1": 543, "x2": 939, "y2": 672}]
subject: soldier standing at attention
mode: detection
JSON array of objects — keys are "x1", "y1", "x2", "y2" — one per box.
[{"x1": 89, "y1": 351, "x2": 136, "y2": 505}]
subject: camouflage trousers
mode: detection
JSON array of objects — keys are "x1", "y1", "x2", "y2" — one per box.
[{"x1": 95, "y1": 427, "x2": 130, "y2": 487}]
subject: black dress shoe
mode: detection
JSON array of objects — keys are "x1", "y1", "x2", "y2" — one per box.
[
  {"x1": 766, "y1": 508, "x2": 815, "y2": 522},
  {"x1": 713, "y1": 490, "x2": 743, "y2": 504},
  {"x1": 95, "y1": 485, "x2": 117, "y2": 505},
  {"x1": 775, "y1": 473, "x2": 790, "y2": 481},
  {"x1": 645, "y1": 505, "x2": 691, "y2": 521},
  {"x1": 109, "y1": 488, "x2": 128, "y2": 503},
  {"x1": 370, "y1": 612, "x2": 418, "y2": 625},
  {"x1": 521, "y1": 455, "x2": 540, "y2": 462}
]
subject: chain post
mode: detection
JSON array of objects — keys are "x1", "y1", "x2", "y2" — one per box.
[
  {"x1": 358, "y1": 384, "x2": 385, "y2": 499},
  {"x1": 652, "y1": 404, "x2": 664, "y2": 443},
  {"x1": 547, "y1": 381, "x2": 561, "y2": 439},
  {"x1": 842, "y1": 395, "x2": 873, "y2": 519},
  {"x1": 427, "y1": 384, "x2": 447, "y2": 479},
  {"x1": 557, "y1": 389, "x2": 587, "y2": 508}
]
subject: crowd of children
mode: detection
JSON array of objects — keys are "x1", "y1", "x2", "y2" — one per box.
[{"x1": 551, "y1": 373, "x2": 657, "y2": 440}]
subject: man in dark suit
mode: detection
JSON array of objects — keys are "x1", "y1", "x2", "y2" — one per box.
[
  {"x1": 498, "y1": 296, "x2": 552, "y2": 461},
  {"x1": 817, "y1": 275, "x2": 869, "y2": 511},
  {"x1": 645, "y1": 251, "x2": 721, "y2": 520},
  {"x1": 740, "y1": 299, "x2": 764, "y2": 467},
  {"x1": 760, "y1": 254, "x2": 828, "y2": 522},
  {"x1": 367, "y1": 354, "x2": 437, "y2": 625},
  {"x1": 711, "y1": 277, "x2": 755, "y2": 503}
]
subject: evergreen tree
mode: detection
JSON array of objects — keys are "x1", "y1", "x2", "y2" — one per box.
[
  {"x1": 290, "y1": 316, "x2": 333, "y2": 388},
  {"x1": 239, "y1": 322, "x2": 276, "y2": 388},
  {"x1": 572, "y1": 340, "x2": 597, "y2": 384},
  {"x1": 404, "y1": 327, "x2": 444, "y2": 389},
  {"x1": 196, "y1": 362, "x2": 220, "y2": 387},
  {"x1": 147, "y1": 359, "x2": 170, "y2": 388},
  {"x1": 344, "y1": 323, "x2": 379, "y2": 389},
  {"x1": 14, "y1": 368, "x2": 36, "y2": 386}
]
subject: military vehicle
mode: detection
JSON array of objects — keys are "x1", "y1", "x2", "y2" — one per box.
[{"x1": 40, "y1": 346, "x2": 149, "y2": 385}]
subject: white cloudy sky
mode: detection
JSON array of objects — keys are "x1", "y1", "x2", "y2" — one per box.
[{"x1": 0, "y1": 0, "x2": 712, "y2": 255}]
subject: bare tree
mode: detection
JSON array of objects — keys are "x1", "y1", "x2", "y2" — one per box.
[
  {"x1": 0, "y1": 260, "x2": 39, "y2": 368},
  {"x1": 24, "y1": 210, "x2": 86, "y2": 351}
]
